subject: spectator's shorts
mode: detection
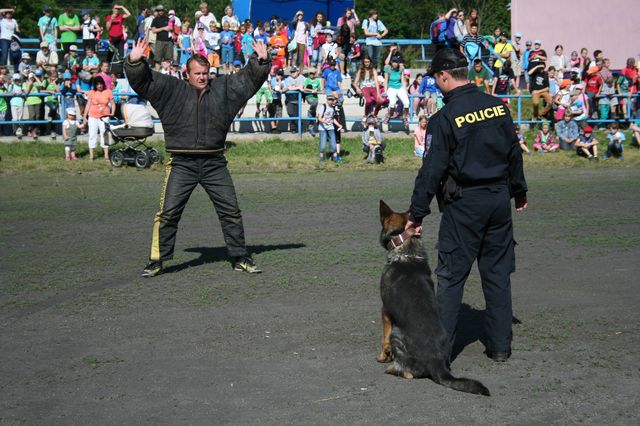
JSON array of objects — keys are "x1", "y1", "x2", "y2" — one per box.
[
  {"x1": 256, "y1": 87, "x2": 273, "y2": 104},
  {"x1": 154, "y1": 40, "x2": 174, "y2": 62},
  {"x1": 512, "y1": 58, "x2": 522, "y2": 76}
]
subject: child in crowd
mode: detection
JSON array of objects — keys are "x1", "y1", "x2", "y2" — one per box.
[
  {"x1": 178, "y1": 24, "x2": 192, "y2": 67},
  {"x1": 419, "y1": 73, "x2": 439, "y2": 118},
  {"x1": 597, "y1": 77, "x2": 617, "y2": 122},
  {"x1": 255, "y1": 68, "x2": 274, "y2": 119},
  {"x1": 193, "y1": 24, "x2": 208, "y2": 57},
  {"x1": 206, "y1": 21, "x2": 221, "y2": 68},
  {"x1": 316, "y1": 93, "x2": 341, "y2": 162},
  {"x1": 60, "y1": 72, "x2": 77, "y2": 113},
  {"x1": 268, "y1": 68, "x2": 285, "y2": 133},
  {"x1": 361, "y1": 115, "x2": 384, "y2": 163},
  {"x1": 219, "y1": 21, "x2": 235, "y2": 74},
  {"x1": 554, "y1": 79, "x2": 572, "y2": 121},
  {"x1": 413, "y1": 115, "x2": 428, "y2": 157},
  {"x1": 631, "y1": 120, "x2": 640, "y2": 149},
  {"x1": 515, "y1": 124, "x2": 532, "y2": 155},
  {"x1": 603, "y1": 122, "x2": 625, "y2": 160},
  {"x1": 241, "y1": 23, "x2": 254, "y2": 65},
  {"x1": 533, "y1": 122, "x2": 559, "y2": 152},
  {"x1": 575, "y1": 125, "x2": 599, "y2": 160},
  {"x1": 304, "y1": 68, "x2": 322, "y2": 135},
  {"x1": 8, "y1": 73, "x2": 24, "y2": 136},
  {"x1": 322, "y1": 58, "x2": 343, "y2": 99},
  {"x1": 62, "y1": 108, "x2": 79, "y2": 161},
  {"x1": 333, "y1": 97, "x2": 346, "y2": 156}
]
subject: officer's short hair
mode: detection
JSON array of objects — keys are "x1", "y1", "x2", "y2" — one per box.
[{"x1": 445, "y1": 66, "x2": 469, "y2": 81}]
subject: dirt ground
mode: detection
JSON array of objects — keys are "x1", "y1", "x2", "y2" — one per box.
[{"x1": 1, "y1": 167, "x2": 639, "y2": 425}]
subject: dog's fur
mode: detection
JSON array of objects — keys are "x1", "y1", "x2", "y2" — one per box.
[{"x1": 377, "y1": 200, "x2": 490, "y2": 396}]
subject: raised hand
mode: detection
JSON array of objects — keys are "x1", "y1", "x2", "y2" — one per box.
[
  {"x1": 251, "y1": 39, "x2": 268, "y2": 61},
  {"x1": 129, "y1": 38, "x2": 149, "y2": 62}
]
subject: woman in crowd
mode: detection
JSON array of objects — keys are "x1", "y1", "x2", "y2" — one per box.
[
  {"x1": 0, "y1": 8, "x2": 19, "y2": 67},
  {"x1": 353, "y1": 55, "x2": 382, "y2": 118},
  {"x1": 291, "y1": 11, "x2": 308, "y2": 69},
  {"x1": 221, "y1": 5, "x2": 240, "y2": 31},
  {"x1": 409, "y1": 73, "x2": 423, "y2": 119},
  {"x1": 83, "y1": 76, "x2": 114, "y2": 161},
  {"x1": 310, "y1": 12, "x2": 328, "y2": 69},
  {"x1": 465, "y1": 9, "x2": 479, "y2": 34},
  {"x1": 383, "y1": 53, "x2": 410, "y2": 125},
  {"x1": 549, "y1": 45, "x2": 569, "y2": 78}
]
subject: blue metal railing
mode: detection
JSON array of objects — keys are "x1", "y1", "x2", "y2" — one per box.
[{"x1": 0, "y1": 91, "x2": 637, "y2": 135}]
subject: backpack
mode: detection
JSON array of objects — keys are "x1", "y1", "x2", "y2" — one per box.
[{"x1": 429, "y1": 19, "x2": 447, "y2": 43}]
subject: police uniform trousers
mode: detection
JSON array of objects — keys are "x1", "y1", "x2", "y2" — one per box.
[
  {"x1": 149, "y1": 154, "x2": 248, "y2": 261},
  {"x1": 435, "y1": 183, "x2": 516, "y2": 355}
]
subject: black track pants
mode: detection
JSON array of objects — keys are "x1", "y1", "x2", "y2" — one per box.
[{"x1": 149, "y1": 154, "x2": 248, "y2": 261}]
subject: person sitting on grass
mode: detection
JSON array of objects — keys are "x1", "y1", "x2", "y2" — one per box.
[
  {"x1": 555, "y1": 110, "x2": 580, "y2": 151},
  {"x1": 603, "y1": 122, "x2": 625, "y2": 160},
  {"x1": 316, "y1": 93, "x2": 342, "y2": 162},
  {"x1": 575, "y1": 125, "x2": 599, "y2": 161},
  {"x1": 361, "y1": 114, "x2": 384, "y2": 163},
  {"x1": 515, "y1": 124, "x2": 532, "y2": 155},
  {"x1": 413, "y1": 114, "x2": 428, "y2": 157},
  {"x1": 533, "y1": 122, "x2": 559, "y2": 153}
]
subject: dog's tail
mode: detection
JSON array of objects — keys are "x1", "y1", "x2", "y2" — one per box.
[{"x1": 435, "y1": 370, "x2": 491, "y2": 396}]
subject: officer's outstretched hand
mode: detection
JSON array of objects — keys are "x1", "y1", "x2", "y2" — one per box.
[
  {"x1": 129, "y1": 38, "x2": 149, "y2": 62},
  {"x1": 515, "y1": 195, "x2": 528, "y2": 212},
  {"x1": 405, "y1": 219, "x2": 422, "y2": 237},
  {"x1": 252, "y1": 39, "x2": 268, "y2": 61}
]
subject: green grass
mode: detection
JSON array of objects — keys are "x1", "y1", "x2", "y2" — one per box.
[{"x1": 1, "y1": 130, "x2": 639, "y2": 175}]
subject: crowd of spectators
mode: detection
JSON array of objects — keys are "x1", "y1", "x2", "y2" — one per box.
[{"x1": 0, "y1": 4, "x2": 638, "y2": 162}]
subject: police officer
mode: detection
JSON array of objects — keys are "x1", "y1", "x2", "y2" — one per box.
[{"x1": 405, "y1": 48, "x2": 528, "y2": 362}]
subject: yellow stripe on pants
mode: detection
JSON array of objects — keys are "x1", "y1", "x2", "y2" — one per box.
[{"x1": 150, "y1": 157, "x2": 173, "y2": 261}]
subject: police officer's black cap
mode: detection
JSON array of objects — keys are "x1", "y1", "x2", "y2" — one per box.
[{"x1": 427, "y1": 48, "x2": 468, "y2": 76}]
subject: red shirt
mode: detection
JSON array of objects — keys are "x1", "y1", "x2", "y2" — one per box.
[
  {"x1": 106, "y1": 14, "x2": 124, "y2": 38},
  {"x1": 585, "y1": 74, "x2": 602, "y2": 94},
  {"x1": 621, "y1": 67, "x2": 638, "y2": 93}
]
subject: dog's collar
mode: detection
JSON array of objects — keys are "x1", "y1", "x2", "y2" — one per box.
[{"x1": 386, "y1": 228, "x2": 417, "y2": 251}]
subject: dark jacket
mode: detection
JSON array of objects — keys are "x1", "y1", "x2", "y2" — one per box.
[
  {"x1": 124, "y1": 54, "x2": 270, "y2": 154},
  {"x1": 410, "y1": 83, "x2": 527, "y2": 222}
]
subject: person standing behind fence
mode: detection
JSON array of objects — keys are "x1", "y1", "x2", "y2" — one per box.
[
  {"x1": 42, "y1": 70, "x2": 61, "y2": 138},
  {"x1": 361, "y1": 9, "x2": 388, "y2": 70},
  {"x1": 106, "y1": 5, "x2": 131, "y2": 62},
  {"x1": 304, "y1": 68, "x2": 321, "y2": 135},
  {"x1": 82, "y1": 76, "x2": 114, "y2": 161},
  {"x1": 8, "y1": 73, "x2": 24, "y2": 136},
  {"x1": 58, "y1": 6, "x2": 81, "y2": 55},
  {"x1": 284, "y1": 66, "x2": 305, "y2": 133},
  {"x1": 0, "y1": 8, "x2": 18, "y2": 67},
  {"x1": 150, "y1": 6, "x2": 174, "y2": 71},
  {"x1": 23, "y1": 70, "x2": 45, "y2": 138},
  {"x1": 39, "y1": 7, "x2": 58, "y2": 51},
  {"x1": 81, "y1": 10, "x2": 100, "y2": 54}
]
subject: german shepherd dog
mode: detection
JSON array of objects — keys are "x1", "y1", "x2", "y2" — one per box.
[{"x1": 377, "y1": 200, "x2": 490, "y2": 396}]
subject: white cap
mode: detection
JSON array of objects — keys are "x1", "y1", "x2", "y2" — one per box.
[
  {"x1": 12, "y1": 73, "x2": 20, "y2": 80},
  {"x1": 67, "y1": 108, "x2": 77, "y2": 115}
]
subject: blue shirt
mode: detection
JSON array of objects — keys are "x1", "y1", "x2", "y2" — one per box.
[
  {"x1": 242, "y1": 33, "x2": 254, "y2": 55},
  {"x1": 362, "y1": 18, "x2": 386, "y2": 46},
  {"x1": 220, "y1": 30, "x2": 235, "y2": 46},
  {"x1": 322, "y1": 68, "x2": 342, "y2": 92},
  {"x1": 419, "y1": 76, "x2": 438, "y2": 94}
]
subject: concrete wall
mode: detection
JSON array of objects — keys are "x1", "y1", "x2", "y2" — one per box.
[{"x1": 511, "y1": 0, "x2": 639, "y2": 69}]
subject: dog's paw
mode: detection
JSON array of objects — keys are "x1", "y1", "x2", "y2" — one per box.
[{"x1": 376, "y1": 351, "x2": 393, "y2": 363}]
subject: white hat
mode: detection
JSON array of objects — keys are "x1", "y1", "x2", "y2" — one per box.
[
  {"x1": 12, "y1": 73, "x2": 20, "y2": 80},
  {"x1": 67, "y1": 108, "x2": 77, "y2": 116},
  {"x1": 21, "y1": 52, "x2": 30, "y2": 59}
]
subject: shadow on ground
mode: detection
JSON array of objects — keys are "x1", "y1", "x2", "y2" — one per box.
[
  {"x1": 163, "y1": 243, "x2": 306, "y2": 274},
  {"x1": 452, "y1": 304, "x2": 522, "y2": 362}
]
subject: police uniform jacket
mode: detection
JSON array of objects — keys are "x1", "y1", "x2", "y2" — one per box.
[
  {"x1": 124, "y1": 54, "x2": 270, "y2": 155},
  {"x1": 410, "y1": 83, "x2": 527, "y2": 222}
]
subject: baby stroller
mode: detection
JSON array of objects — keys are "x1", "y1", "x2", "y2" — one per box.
[{"x1": 106, "y1": 103, "x2": 160, "y2": 168}]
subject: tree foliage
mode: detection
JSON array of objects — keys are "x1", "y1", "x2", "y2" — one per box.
[{"x1": 354, "y1": 0, "x2": 510, "y2": 39}]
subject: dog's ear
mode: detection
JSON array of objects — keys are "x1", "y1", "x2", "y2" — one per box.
[{"x1": 380, "y1": 200, "x2": 393, "y2": 224}]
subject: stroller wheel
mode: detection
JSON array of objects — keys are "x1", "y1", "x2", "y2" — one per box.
[
  {"x1": 134, "y1": 150, "x2": 150, "y2": 169},
  {"x1": 110, "y1": 150, "x2": 125, "y2": 167},
  {"x1": 147, "y1": 148, "x2": 162, "y2": 164}
]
